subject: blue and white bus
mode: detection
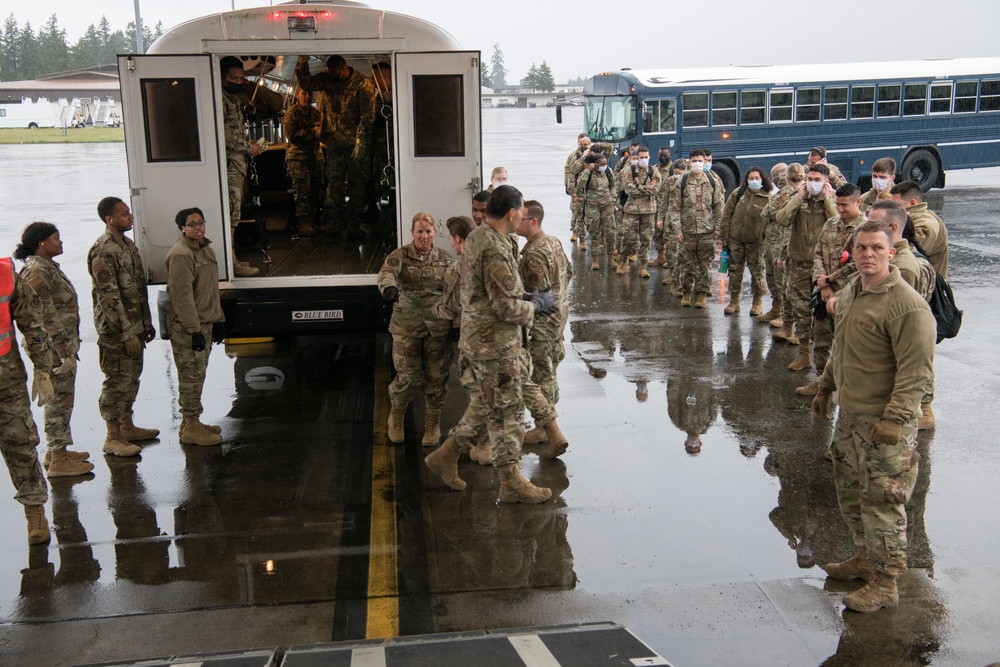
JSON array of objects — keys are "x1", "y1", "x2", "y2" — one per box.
[{"x1": 575, "y1": 58, "x2": 1000, "y2": 193}]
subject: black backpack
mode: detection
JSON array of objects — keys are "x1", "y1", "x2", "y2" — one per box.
[{"x1": 927, "y1": 270, "x2": 962, "y2": 343}]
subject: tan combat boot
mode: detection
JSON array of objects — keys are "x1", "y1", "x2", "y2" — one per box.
[
  {"x1": 788, "y1": 339, "x2": 812, "y2": 372},
  {"x1": 422, "y1": 407, "x2": 442, "y2": 447},
  {"x1": 42, "y1": 449, "x2": 89, "y2": 467},
  {"x1": 233, "y1": 261, "x2": 259, "y2": 277},
  {"x1": 749, "y1": 295, "x2": 764, "y2": 317},
  {"x1": 724, "y1": 294, "x2": 740, "y2": 314},
  {"x1": 103, "y1": 421, "x2": 141, "y2": 457},
  {"x1": 119, "y1": 412, "x2": 160, "y2": 441},
  {"x1": 46, "y1": 449, "x2": 95, "y2": 478},
  {"x1": 570, "y1": 233, "x2": 578, "y2": 242},
  {"x1": 650, "y1": 254, "x2": 667, "y2": 267},
  {"x1": 195, "y1": 418, "x2": 222, "y2": 435},
  {"x1": 24, "y1": 505, "x2": 51, "y2": 545},
  {"x1": 671, "y1": 284, "x2": 683, "y2": 297},
  {"x1": 825, "y1": 547, "x2": 875, "y2": 582},
  {"x1": 769, "y1": 316, "x2": 784, "y2": 329},
  {"x1": 693, "y1": 292, "x2": 709, "y2": 309},
  {"x1": 638, "y1": 267, "x2": 650, "y2": 279},
  {"x1": 578, "y1": 237, "x2": 587, "y2": 251},
  {"x1": 608, "y1": 251, "x2": 620, "y2": 270},
  {"x1": 424, "y1": 437, "x2": 466, "y2": 490},
  {"x1": 795, "y1": 380, "x2": 821, "y2": 396},
  {"x1": 681, "y1": 292, "x2": 693, "y2": 307},
  {"x1": 591, "y1": 256, "x2": 600, "y2": 271},
  {"x1": 469, "y1": 443, "x2": 493, "y2": 466},
  {"x1": 542, "y1": 419, "x2": 569, "y2": 460},
  {"x1": 179, "y1": 417, "x2": 222, "y2": 446},
  {"x1": 842, "y1": 569, "x2": 899, "y2": 613},
  {"x1": 772, "y1": 321, "x2": 792, "y2": 341},
  {"x1": 616, "y1": 257, "x2": 630, "y2": 276},
  {"x1": 523, "y1": 426, "x2": 547, "y2": 445},
  {"x1": 498, "y1": 464, "x2": 552, "y2": 504},
  {"x1": 916, "y1": 402, "x2": 935, "y2": 430},
  {"x1": 757, "y1": 299, "x2": 781, "y2": 323},
  {"x1": 387, "y1": 403, "x2": 406, "y2": 444}
]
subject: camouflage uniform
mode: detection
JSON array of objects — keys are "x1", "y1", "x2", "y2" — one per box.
[
  {"x1": 858, "y1": 186, "x2": 892, "y2": 216},
  {"x1": 295, "y1": 58, "x2": 377, "y2": 232},
  {"x1": 87, "y1": 230, "x2": 155, "y2": 422},
  {"x1": 565, "y1": 146, "x2": 588, "y2": 239},
  {"x1": 811, "y1": 212, "x2": 865, "y2": 372},
  {"x1": 652, "y1": 162, "x2": 674, "y2": 263},
  {"x1": 575, "y1": 165, "x2": 616, "y2": 256},
  {"x1": 164, "y1": 236, "x2": 225, "y2": 418},
  {"x1": 906, "y1": 203, "x2": 949, "y2": 279},
  {"x1": 667, "y1": 172, "x2": 724, "y2": 296},
  {"x1": 622, "y1": 165, "x2": 661, "y2": 264},
  {"x1": 519, "y1": 231, "x2": 572, "y2": 405},
  {"x1": 453, "y1": 225, "x2": 538, "y2": 465},
  {"x1": 776, "y1": 191, "x2": 838, "y2": 340},
  {"x1": 19, "y1": 256, "x2": 80, "y2": 453},
  {"x1": 221, "y1": 83, "x2": 282, "y2": 226},
  {"x1": 377, "y1": 243, "x2": 454, "y2": 411},
  {"x1": 762, "y1": 183, "x2": 795, "y2": 318},
  {"x1": 719, "y1": 188, "x2": 771, "y2": 301},
  {"x1": 283, "y1": 101, "x2": 324, "y2": 222},
  {"x1": 0, "y1": 260, "x2": 52, "y2": 507}
]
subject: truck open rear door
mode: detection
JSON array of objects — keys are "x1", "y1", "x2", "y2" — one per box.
[
  {"x1": 394, "y1": 51, "x2": 482, "y2": 251},
  {"x1": 118, "y1": 54, "x2": 229, "y2": 282}
]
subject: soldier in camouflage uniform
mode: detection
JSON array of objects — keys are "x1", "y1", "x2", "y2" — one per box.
[
  {"x1": 758, "y1": 163, "x2": 794, "y2": 324},
  {"x1": 719, "y1": 168, "x2": 772, "y2": 316},
  {"x1": 89, "y1": 197, "x2": 160, "y2": 458},
  {"x1": 655, "y1": 160, "x2": 688, "y2": 290},
  {"x1": 0, "y1": 255, "x2": 55, "y2": 544},
  {"x1": 649, "y1": 148, "x2": 672, "y2": 267},
  {"x1": 667, "y1": 149, "x2": 724, "y2": 308},
  {"x1": 807, "y1": 147, "x2": 848, "y2": 188},
  {"x1": 565, "y1": 134, "x2": 591, "y2": 243},
  {"x1": 517, "y1": 201, "x2": 573, "y2": 458},
  {"x1": 859, "y1": 157, "x2": 896, "y2": 215},
  {"x1": 812, "y1": 219, "x2": 935, "y2": 613},
  {"x1": 220, "y1": 56, "x2": 282, "y2": 277},
  {"x1": 575, "y1": 151, "x2": 616, "y2": 271},
  {"x1": 283, "y1": 88, "x2": 323, "y2": 237},
  {"x1": 14, "y1": 224, "x2": 92, "y2": 477},
  {"x1": 618, "y1": 147, "x2": 661, "y2": 279},
  {"x1": 424, "y1": 186, "x2": 561, "y2": 504},
  {"x1": 377, "y1": 213, "x2": 454, "y2": 447},
  {"x1": 295, "y1": 54, "x2": 376, "y2": 240}
]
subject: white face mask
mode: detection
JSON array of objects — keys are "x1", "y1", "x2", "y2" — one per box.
[
  {"x1": 637, "y1": 157, "x2": 649, "y2": 168},
  {"x1": 747, "y1": 179, "x2": 762, "y2": 191},
  {"x1": 492, "y1": 180, "x2": 506, "y2": 188},
  {"x1": 630, "y1": 158, "x2": 639, "y2": 166},
  {"x1": 872, "y1": 176, "x2": 890, "y2": 192},
  {"x1": 806, "y1": 180, "x2": 825, "y2": 196},
  {"x1": 704, "y1": 161, "x2": 712, "y2": 171},
  {"x1": 597, "y1": 165, "x2": 608, "y2": 173},
  {"x1": 689, "y1": 161, "x2": 705, "y2": 173}
]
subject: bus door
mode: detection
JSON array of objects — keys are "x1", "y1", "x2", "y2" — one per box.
[
  {"x1": 118, "y1": 54, "x2": 228, "y2": 282},
  {"x1": 393, "y1": 51, "x2": 482, "y2": 253}
]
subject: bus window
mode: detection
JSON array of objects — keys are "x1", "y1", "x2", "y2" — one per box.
[
  {"x1": 878, "y1": 84, "x2": 901, "y2": 117},
  {"x1": 981, "y1": 80, "x2": 1000, "y2": 111},
  {"x1": 824, "y1": 86, "x2": 848, "y2": 120},
  {"x1": 904, "y1": 83, "x2": 928, "y2": 116},
  {"x1": 584, "y1": 95, "x2": 637, "y2": 142},
  {"x1": 769, "y1": 90, "x2": 792, "y2": 123},
  {"x1": 954, "y1": 81, "x2": 978, "y2": 113},
  {"x1": 796, "y1": 88, "x2": 821, "y2": 122},
  {"x1": 682, "y1": 93, "x2": 708, "y2": 128},
  {"x1": 711, "y1": 91, "x2": 737, "y2": 126},
  {"x1": 140, "y1": 78, "x2": 201, "y2": 162},
  {"x1": 930, "y1": 83, "x2": 952, "y2": 113},
  {"x1": 642, "y1": 99, "x2": 676, "y2": 133},
  {"x1": 851, "y1": 85, "x2": 875, "y2": 119},
  {"x1": 413, "y1": 75, "x2": 464, "y2": 156},
  {"x1": 740, "y1": 90, "x2": 765, "y2": 124}
]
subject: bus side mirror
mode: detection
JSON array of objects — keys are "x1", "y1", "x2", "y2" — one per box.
[{"x1": 555, "y1": 105, "x2": 562, "y2": 124}]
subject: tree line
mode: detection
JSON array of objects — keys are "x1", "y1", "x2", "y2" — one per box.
[
  {"x1": 482, "y1": 44, "x2": 566, "y2": 93},
  {"x1": 0, "y1": 13, "x2": 163, "y2": 82}
]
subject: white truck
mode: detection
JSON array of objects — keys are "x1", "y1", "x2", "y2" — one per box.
[
  {"x1": 0, "y1": 97, "x2": 63, "y2": 129},
  {"x1": 118, "y1": 1, "x2": 482, "y2": 335}
]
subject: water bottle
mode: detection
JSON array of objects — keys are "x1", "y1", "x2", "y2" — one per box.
[{"x1": 718, "y1": 246, "x2": 730, "y2": 273}]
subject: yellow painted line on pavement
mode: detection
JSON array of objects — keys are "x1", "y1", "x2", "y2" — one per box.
[{"x1": 367, "y1": 336, "x2": 399, "y2": 639}]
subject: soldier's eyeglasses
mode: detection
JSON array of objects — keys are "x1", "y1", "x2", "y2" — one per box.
[{"x1": 185, "y1": 221, "x2": 207, "y2": 228}]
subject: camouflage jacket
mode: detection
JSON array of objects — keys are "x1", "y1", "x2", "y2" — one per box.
[
  {"x1": 432, "y1": 263, "x2": 462, "y2": 327},
  {"x1": 623, "y1": 165, "x2": 661, "y2": 214},
  {"x1": 776, "y1": 192, "x2": 838, "y2": 263},
  {"x1": 906, "y1": 203, "x2": 949, "y2": 279},
  {"x1": 667, "y1": 172, "x2": 724, "y2": 236},
  {"x1": 283, "y1": 102, "x2": 322, "y2": 161},
  {"x1": 575, "y1": 166, "x2": 617, "y2": 207},
  {"x1": 223, "y1": 82, "x2": 283, "y2": 156},
  {"x1": 377, "y1": 242, "x2": 453, "y2": 338},
  {"x1": 719, "y1": 188, "x2": 771, "y2": 244},
  {"x1": 87, "y1": 230, "x2": 154, "y2": 345},
  {"x1": 458, "y1": 224, "x2": 534, "y2": 361},
  {"x1": 891, "y1": 240, "x2": 934, "y2": 300},
  {"x1": 656, "y1": 173, "x2": 681, "y2": 225},
  {"x1": 1, "y1": 266, "x2": 53, "y2": 385},
  {"x1": 826, "y1": 163, "x2": 848, "y2": 189},
  {"x1": 858, "y1": 186, "x2": 892, "y2": 215},
  {"x1": 295, "y1": 60, "x2": 376, "y2": 151},
  {"x1": 813, "y1": 213, "x2": 865, "y2": 291},
  {"x1": 762, "y1": 184, "x2": 795, "y2": 258},
  {"x1": 19, "y1": 255, "x2": 80, "y2": 365},
  {"x1": 519, "y1": 232, "x2": 572, "y2": 345},
  {"x1": 564, "y1": 147, "x2": 587, "y2": 192},
  {"x1": 569, "y1": 143, "x2": 614, "y2": 194}
]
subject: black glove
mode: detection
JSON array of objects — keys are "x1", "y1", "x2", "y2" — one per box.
[
  {"x1": 191, "y1": 332, "x2": 206, "y2": 351},
  {"x1": 382, "y1": 286, "x2": 399, "y2": 303},
  {"x1": 449, "y1": 327, "x2": 461, "y2": 342},
  {"x1": 810, "y1": 290, "x2": 827, "y2": 320},
  {"x1": 528, "y1": 288, "x2": 557, "y2": 315},
  {"x1": 212, "y1": 321, "x2": 227, "y2": 344}
]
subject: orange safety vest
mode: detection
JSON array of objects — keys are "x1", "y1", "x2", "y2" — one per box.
[{"x1": 0, "y1": 257, "x2": 14, "y2": 356}]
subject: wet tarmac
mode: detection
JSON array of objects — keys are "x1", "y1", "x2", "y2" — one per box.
[{"x1": 1, "y1": 110, "x2": 1000, "y2": 666}]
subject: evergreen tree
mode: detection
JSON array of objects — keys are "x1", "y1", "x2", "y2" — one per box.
[
  {"x1": 481, "y1": 65, "x2": 492, "y2": 89},
  {"x1": 536, "y1": 61, "x2": 555, "y2": 93},
  {"x1": 489, "y1": 43, "x2": 508, "y2": 90},
  {"x1": 125, "y1": 21, "x2": 156, "y2": 54},
  {"x1": 73, "y1": 24, "x2": 104, "y2": 68},
  {"x1": 0, "y1": 15, "x2": 21, "y2": 82},
  {"x1": 16, "y1": 21, "x2": 41, "y2": 80},
  {"x1": 521, "y1": 62, "x2": 539, "y2": 91},
  {"x1": 39, "y1": 15, "x2": 71, "y2": 74}
]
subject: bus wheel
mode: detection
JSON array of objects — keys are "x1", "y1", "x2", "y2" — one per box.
[
  {"x1": 27, "y1": 122, "x2": 38, "y2": 129},
  {"x1": 900, "y1": 149, "x2": 940, "y2": 193},
  {"x1": 712, "y1": 163, "x2": 738, "y2": 195}
]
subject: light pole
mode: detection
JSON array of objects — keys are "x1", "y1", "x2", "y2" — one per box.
[{"x1": 133, "y1": 0, "x2": 144, "y2": 53}]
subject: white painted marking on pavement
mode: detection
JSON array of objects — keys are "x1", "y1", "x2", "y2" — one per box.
[
  {"x1": 508, "y1": 634, "x2": 562, "y2": 666},
  {"x1": 351, "y1": 646, "x2": 387, "y2": 667}
]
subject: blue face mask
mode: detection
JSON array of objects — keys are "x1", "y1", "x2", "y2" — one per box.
[{"x1": 747, "y1": 179, "x2": 762, "y2": 191}]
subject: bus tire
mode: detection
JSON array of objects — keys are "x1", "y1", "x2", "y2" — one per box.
[
  {"x1": 712, "y1": 162, "x2": 738, "y2": 195},
  {"x1": 900, "y1": 148, "x2": 940, "y2": 193},
  {"x1": 27, "y1": 122, "x2": 38, "y2": 129}
]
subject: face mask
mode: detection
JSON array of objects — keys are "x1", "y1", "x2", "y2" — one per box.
[
  {"x1": 689, "y1": 161, "x2": 704, "y2": 173},
  {"x1": 492, "y1": 181, "x2": 506, "y2": 188},
  {"x1": 630, "y1": 158, "x2": 639, "y2": 166},
  {"x1": 597, "y1": 165, "x2": 608, "y2": 173},
  {"x1": 747, "y1": 179, "x2": 762, "y2": 191},
  {"x1": 224, "y1": 82, "x2": 242, "y2": 95},
  {"x1": 638, "y1": 158, "x2": 649, "y2": 168},
  {"x1": 872, "y1": 176, "x2": 890, "y2": 192},
  {"x1": 807, "y1": 181, "x2": 825, "y2": 196},
  {"x1": 659, "y1": 156, "x2": 671, "y2": 166},
  {"x1": 704, "y1": 161, "x2": 712, "y2": 171}
]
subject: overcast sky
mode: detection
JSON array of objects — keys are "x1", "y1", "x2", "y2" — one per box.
[{"x1": 14, "y1": 0, "x2": 999, "y2": 83}]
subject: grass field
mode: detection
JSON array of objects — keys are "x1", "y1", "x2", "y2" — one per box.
[{"x1": 0, "y1": 127, "x2": 125, "y2": 144}]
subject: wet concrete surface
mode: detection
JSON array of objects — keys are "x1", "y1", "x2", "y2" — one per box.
[{"x1": 1, "y1": 111, "x2": 1000, "y2": 666}]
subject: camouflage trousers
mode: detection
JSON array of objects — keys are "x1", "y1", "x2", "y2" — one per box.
[
  {"x1": 449, "y1": 353, "x2": 489, "y2": 451},
  {"x1": 286, "y1": 157, "x2": 324, "y2": 220},
  {"x1": 680, "y1": 232, "x2": 716, "y2": 295},
  {"x1": 832, "y1": 411, "x2": 919, "y2": 576},
  {"x1": 763, "y1": 245, "x2": 787, "y2": 307},
  {"x1": 622, "y1": 212, "x2": 655, "y2": 264},
  {"x1": 227, "y1": 153, "x2": 247, "y2": 226},
  {"x1": 389, "y1": 332, "x2": 453, "y2": 410},
  {"x1": 727, "y1": 239, "x2": 766, "y2": 298},
  {"x1": 43, "y1": 366, "x2": 76, "y2": 451},
  {"x1": 812, "y1": 314, "x2": 834, "y2": 373},
  {"x1": 98, "y1": 339, "x2": 144, "y2": 422},
  {"x1": 522, "y1": 349, "x2": 558, "y2": 428},
  {"x1": 654, "y1": 223, "x2": 678, "y2": 267},
  {"x1": 167, "y1": 315, "x2": 214, "y2": 418},
  {"x1": 570, "y1": 199, "x2": 585, "y2": 238},
  {"x1": 786, "y1": 260, "x2": 814, "y2": 339},
  {"x1": 583, "y1": 201, "x2": 613, "y2": 252},
  {"x1": 0, "y1": 379, "x2": 47, "y2": 506},
  {"x1": 323, "y1": 145, "x2": 366, "y2": 229},
  {"x1": 527, "y1": 336, "x2": 566, "y2": 406},
  {"x1": 612, "y1": 207, "x2": 626, "y2": 252}
]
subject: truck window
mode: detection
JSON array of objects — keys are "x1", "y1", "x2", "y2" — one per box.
[{"x1": 141, "y1": 78, "x2": 201, "y2": 161}]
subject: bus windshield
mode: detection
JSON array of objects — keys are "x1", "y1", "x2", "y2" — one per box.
[{"x1": 584, "y1": 95, "x2": 637, "y2": 142}]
